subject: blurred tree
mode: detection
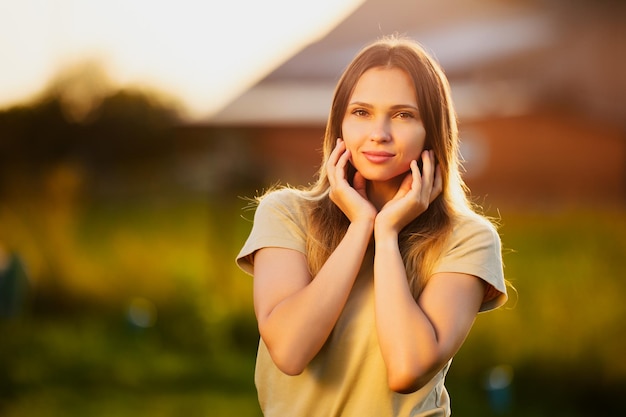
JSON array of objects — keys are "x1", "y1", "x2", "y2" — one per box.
[
  {"x1": 0, "y1": 61, "x2": 182, "y2": 199},
  {"x1": 80, "y1": 89, "x2": 181, "y2": 164}
]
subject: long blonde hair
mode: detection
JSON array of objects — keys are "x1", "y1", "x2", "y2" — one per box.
[{"x1": 262, "y1": 35, "x2": 483, "y2": 298}]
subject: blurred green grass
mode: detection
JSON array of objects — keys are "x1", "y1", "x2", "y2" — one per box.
[{"x1": 1, "y1": 193, "x2": 625, "y2": 416}]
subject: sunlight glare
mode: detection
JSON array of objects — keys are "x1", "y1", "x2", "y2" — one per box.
[{"x1": 0, "y1": 0, "x2": 364, "y2": 120}]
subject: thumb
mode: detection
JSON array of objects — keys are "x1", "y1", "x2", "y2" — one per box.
[{"x1": 396, "y1": 171, "x2": 413, "y2": 196}]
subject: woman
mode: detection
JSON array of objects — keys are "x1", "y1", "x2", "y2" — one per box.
[{"x1": 237, "y1": 35, "x2": 508, "y2": 416}]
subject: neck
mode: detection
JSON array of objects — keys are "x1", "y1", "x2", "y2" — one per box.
[{"x1": 366, "y1": 177, "x2": 403, "y2": 211}]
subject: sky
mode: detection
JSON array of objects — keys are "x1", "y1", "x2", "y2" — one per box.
[{"x1": 0, "y1": 0, "x2": 364, "y2": 120}]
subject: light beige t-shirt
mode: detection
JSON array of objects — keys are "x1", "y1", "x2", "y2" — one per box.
[{"x1": 237, "y1": 188, "x2": 507, "y2": 417}]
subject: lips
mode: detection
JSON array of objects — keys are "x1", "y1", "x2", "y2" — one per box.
[{"x1": 362, "y1": 150, "x2": 395, "y2": 163}]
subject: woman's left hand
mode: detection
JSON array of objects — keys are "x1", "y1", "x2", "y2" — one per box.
[{"x1": 375, "y1": 150, "x2": 442, "y2": 237}]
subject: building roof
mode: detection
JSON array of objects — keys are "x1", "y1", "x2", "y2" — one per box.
[{"x1": 210, "y1": 0, "x2": 626, "y2": 126}]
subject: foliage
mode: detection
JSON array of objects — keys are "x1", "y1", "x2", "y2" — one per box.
[
  {"x1": 1, "y1": 195, "x2": 625, "y2": 416},
  {"x1": 446, "y1": 208, "x2": 626, "y2": 416}
]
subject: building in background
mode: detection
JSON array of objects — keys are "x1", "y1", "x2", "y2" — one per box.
[{"x1": 194, "y1": 0, "x2": 626, "y2": 210}]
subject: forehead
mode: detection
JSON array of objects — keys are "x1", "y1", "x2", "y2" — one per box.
[{"x1": 350, "y1": 67, "x2": 417, "y2": 104}]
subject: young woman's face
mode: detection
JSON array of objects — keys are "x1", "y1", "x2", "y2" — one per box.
[{"x1": 341, "y1": 67, "x2": 426, "y2": 184}]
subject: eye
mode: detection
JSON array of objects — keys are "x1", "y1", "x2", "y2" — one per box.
[
  {"x1": 395, "y1": 111, "x2": 415, "y2": 120},
  {"x1": 351, "y1": 108, "x2": 369, "y2": 117}
]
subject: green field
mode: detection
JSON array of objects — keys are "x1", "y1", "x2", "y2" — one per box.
[{"x1": 1, "y1": 193, "x2": 625, "y2": 416}]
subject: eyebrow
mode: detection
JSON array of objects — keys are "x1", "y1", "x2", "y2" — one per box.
[{"x1": 348, "y1": 101, "x2": 419, "y2": 112}]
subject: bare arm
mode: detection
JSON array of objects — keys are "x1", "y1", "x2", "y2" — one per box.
[
  {"x1": 253, "y1": 219, "x2": 372, "y2": 375},
  {"x1": 253, "y1": 138, "x2": 376, "y2": 375},
  {"x1": 373, "y1": 235, "x2": 485, "y2": 393}
]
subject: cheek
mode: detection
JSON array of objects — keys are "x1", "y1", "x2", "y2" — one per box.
[
  {"x1": 407, "y1": 128, "x2": 427, "y2": 157},
  {"x1": 340, "y1": 119, "x2": 352, "y2": 140},
  {"x1": 341, "y1": 121, "x2": 358, "y2": 151}
]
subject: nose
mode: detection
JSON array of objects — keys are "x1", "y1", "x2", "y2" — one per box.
[{"x1": 369, "y1": 118, "x2": 391, "y2": 142}]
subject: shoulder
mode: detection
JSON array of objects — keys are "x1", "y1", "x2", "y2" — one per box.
[
  {"x1": 236, "y1": 187, "x2": 310, "y2": 275},
  {"x1": 434, "y1": 212, "x2": 503, "y2": 282},
  {"x1": 445, "y1": 212, "x2": 501, "y2": 251},
  {"x1": 258, "y1": 187, "x2": 304, "y2": 207},
  {"x1": 439, "y1": 212, "x2": 507, "y2": 311},
  {"x1": 256, "y1": 187, "x2": 308, "y2": 217},
  {"x1": 252, "y1": 187, "x2": 311, "y2": 230}
]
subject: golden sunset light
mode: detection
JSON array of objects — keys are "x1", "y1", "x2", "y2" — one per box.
[
  {"x1": 0, "y1": 0, "x2": 364, "y2": 120},
  {"x1": 1, "y1": 1, "x2": 624, "y2": 416}
]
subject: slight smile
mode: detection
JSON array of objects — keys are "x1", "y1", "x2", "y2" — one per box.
[{"x1": 362, "y1": 150, "x2": 395, "y2": 163}]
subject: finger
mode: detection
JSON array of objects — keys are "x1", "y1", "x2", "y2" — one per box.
[
  {"x1": 327, "y1": 139, "x2": 345, "y2": 167},
  {"x1": 330, "y1": 148, "x2": 351, "y2": 188},
  {"x1": 420, "y1": 150, "x2": 435, "y2": 200},
  {"x1": 336, "y1": 146, "x2": 351, "y2": 172},
  {"x1": 396, "y1": 169, "x2": 414, "y2": 198},
  {"x1": 407, "y1": 160, "x2": 421, "y2": 194},
  {"x1": 326, "y1": 139, "x2": 344, "y2": 186},
  {"x1": 422, "y1": 150, "x2": 436, "y2": 181},
  {"x1": 430, "y1": 164, "x2": 443, "y2": 203}
]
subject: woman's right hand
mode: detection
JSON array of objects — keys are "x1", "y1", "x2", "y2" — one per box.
[{"x1": 326, "y1": 138, "x2": 377, "y2": 224}]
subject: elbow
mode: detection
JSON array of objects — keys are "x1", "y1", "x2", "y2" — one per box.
[
  {"x1": 264, "y1": 342, "x2": 308, "y2": 376},
  {"x1": 387, "y1": 369, "x2": 429, "y2": 394},
  {"x1": 258, "y1": 322, "x2": 311, "y2": 376},
  {"x1": 272, "y1": 356, "x2": 307, "y2": 376},
  {"x1": 386, "y1": 356, "x2": 441, "y2": 394}
]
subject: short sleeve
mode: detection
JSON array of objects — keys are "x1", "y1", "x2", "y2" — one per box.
[
  {"x1": 432, "y1": 215, "x2": 508, "y2": 312},
  {"x1": 236, "y1": 189, "x2": 308, "y2": 275}
]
